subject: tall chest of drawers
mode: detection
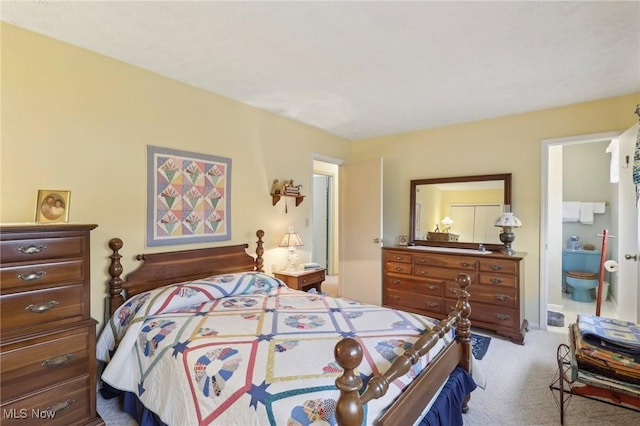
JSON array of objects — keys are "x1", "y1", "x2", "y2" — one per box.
[
  {"x1": 0, "y1": 224, "x2": 103, "y2": 425},
  {"x1": 383, "y1": 247, "x2": 527, "y2": 344}
]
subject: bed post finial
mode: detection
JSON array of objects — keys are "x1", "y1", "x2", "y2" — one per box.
[
  {"x1": 108, "y1": 238, "x2": 125, "y2": 315},
  {"x1": 334, "y1": 337, "x2": 364, "y2": 426},
  {"x1": 255, "y1": 229, "x2": 265, "y2": 272},
  {"x1": 455, "y1": 272, "x2": 472, "y2": 373}
]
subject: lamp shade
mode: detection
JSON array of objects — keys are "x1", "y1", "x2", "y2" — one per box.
[
  {"x1": 494, "y1": 212, "x2": 522, "y2": 228},
  {"x1": 441, "y1": 216, "x2": 454, "y2": 227},
  {"x1": 279, "y1": 227, "x2": 303, "y2": 247}
]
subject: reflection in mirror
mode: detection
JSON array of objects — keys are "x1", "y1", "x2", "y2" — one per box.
[{"x1": 410, "y1": 174, "x2": 511, "y2": 250}]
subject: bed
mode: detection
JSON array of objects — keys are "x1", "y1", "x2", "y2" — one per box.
[{"x1": 97, "y1": 230, "x2": 475, "y2": 425}]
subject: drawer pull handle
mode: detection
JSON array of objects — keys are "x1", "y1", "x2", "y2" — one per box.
[
  {"x1": 395, "y1": 256, "x2": 402, "y2": 260},
  {"x1": 395, "y1": 267, "x2": 403, "y2": 272},
  {"x1": 495, "y1": 294, "x2": 510, "y2": 301},
  {"x1": 25, "y1": 301, "x2": 59, "y2": 313},
  {"x1": 425, "y1": 302, "x2": 439, "y2": 308},
  {"x1": 43, "y1": 354, "x2": 74, "y2": 368},
  {"x1": 390, "y1": 295, "x2": 400, "y2": 301},
  {"x1": 427, "y1": 285, "x2": 438, "y2": 290},
  {"x1": 418, "y1": 270, "x2": 426, "y2": 275},
  {"x1": 47, "y1": 399, "x2": 74, "y2": 414},
  {"x1": 449, "y1": 288, "x2": 458, "y2": 294},
  {"x1": 302, "y1": 279, "x2": 307, "y2": 283},
  {"x1": 418, "y1": 259, "x2": 426, "y2": 264},
  {"x1": 490, "y1": 265, "x2": 503, "y2": 271},
  {"x1": 495, "y1": 313, "x2": 511, "y2": 321},
  {"x1": 490, "y1": 278, "x2": 503, "y2": 284},
  {"x1": 460, "y1": 262, "x2": 470, "y2": 267},
  {"x1": 17, "y1": 244, "x2": 46, "y2": 255},
  {"x1": 18, "y1": 271, "x2": 47, "y2": 281},
  {"x1": 391, "y1": 279, "x2": 400, "y2": 285}
]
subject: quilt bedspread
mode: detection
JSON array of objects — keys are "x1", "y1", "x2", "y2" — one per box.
[{"x1": 97, "y1": 272, "x2": 451, "y2": 426}]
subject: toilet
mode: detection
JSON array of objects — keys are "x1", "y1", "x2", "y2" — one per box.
[{"x1": 562, "y1": 249, "x2": 601, "y2": 302}]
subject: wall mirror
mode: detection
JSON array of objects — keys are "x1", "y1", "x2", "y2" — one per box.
[{"x1": 409, "y1": 173, "x2": 512, "y2": 250}]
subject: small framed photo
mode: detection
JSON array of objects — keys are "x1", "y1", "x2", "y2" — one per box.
[
  {"x1": 35, "y1": 190, "x2": 70, "y2": 223},
  {"x1": 398, "y1": 235, "x2": 409, "y2": 246}
]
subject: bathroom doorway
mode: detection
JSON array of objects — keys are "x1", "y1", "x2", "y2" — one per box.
[{"x1": 541, "y1": 128, "x2": 639, "y2": 329}]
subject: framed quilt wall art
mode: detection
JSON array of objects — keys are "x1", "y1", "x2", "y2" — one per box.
[{"x1": 147, "y1": 145, "x2": 231, "y2": 246}]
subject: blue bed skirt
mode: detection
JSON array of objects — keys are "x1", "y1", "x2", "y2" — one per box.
[{"x1": 101, "y1": 367, "x2": 476, "y2": 426}]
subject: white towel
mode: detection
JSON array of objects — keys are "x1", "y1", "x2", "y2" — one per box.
[
  {"x1": 593, "y1": 202, "x2": 606, "y2": 214},
  {"x1": 562, "y1": 201, "x2": 580, "y2": 222},
  {"x1": 579, "y1": 202, "x2": 594, "y2": 224}
]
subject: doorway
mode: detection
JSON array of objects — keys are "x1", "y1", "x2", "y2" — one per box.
[
  {"x1": 313, "y1": 158, "x2": 340, "y2": 295},
  {"x1": 540, "y1": 130, "x2": 629, "y2": 330}
]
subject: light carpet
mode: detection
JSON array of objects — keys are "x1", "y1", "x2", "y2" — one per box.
[{"x1": 465, "y1": 328, "x2": 639, "y2": 425}]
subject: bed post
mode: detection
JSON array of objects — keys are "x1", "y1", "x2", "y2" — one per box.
[
  {"x1": 334, "y1": 338, "x2": 364, "y2": 426},
  {"x1": 454, "y1": 272, "x2": 472, "y2": 374},
  {"x1": 255, "y1": 229, "x2": 265, "y2": 272},
  {"x1": 108, "y1": 238, "x2": 125, "y2": 315}
]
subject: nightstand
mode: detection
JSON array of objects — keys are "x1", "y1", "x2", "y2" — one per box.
[{"x1": 274, "y1": 268, "x2": 326, "y2": 292}]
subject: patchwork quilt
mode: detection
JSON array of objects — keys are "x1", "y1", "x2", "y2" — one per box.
[{"x1": 97, "y1": 272, "x2": 451, "y2": 426}]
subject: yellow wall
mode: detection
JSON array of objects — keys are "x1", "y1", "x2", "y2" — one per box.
[
  {"x1": 3, "y1": 23, "x2": 639, "y2": 329},
  {"x1": 354, "y1": 92, "x2": 639, "y2": 327},
  {"x1": 0, "y1": 24, "x2": 352, "y2": 326}
]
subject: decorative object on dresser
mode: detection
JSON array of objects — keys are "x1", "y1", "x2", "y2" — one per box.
[
  {"x1": 274, "y1": 267, "x2": 326, "y2": 292},
  {"x1": 494, "y1": 209, "x2": 523, "y2": 256},
  {"x1": 383, "y1": 246, "x2": 528, "y2": 344},
  {"x1": 279, "y1": 226, "x2": 304, "y2": 271},
  {"x1": 0, "y1": 223, "x2": 103, "y2": 425},
  {"x1": 35, "y1": 190, "x2": 71, "y2": 223}
]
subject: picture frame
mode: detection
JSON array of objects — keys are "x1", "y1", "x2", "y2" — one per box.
[
  {"x1": 35, "y1": 190, "x2": 70, "y2": 223},
  {"x1": 398, "y1": 235, "x2": 409, "y2": 246},
  {"x1": 147, "y1": 145, "x2": 232, "y2": 246}
]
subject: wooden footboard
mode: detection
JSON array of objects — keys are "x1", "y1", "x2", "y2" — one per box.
[{"x1": 334, "y1": 273, "x2": 472, "y2": 426}]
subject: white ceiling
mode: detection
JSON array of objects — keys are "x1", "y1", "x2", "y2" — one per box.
[{"x1": 2, "y1": 1, "x2": 639, "y2": 140}]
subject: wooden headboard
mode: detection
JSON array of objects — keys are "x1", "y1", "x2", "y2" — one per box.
[{"x1": 107, "y1": 229, "x2": 265, "y2": 315}]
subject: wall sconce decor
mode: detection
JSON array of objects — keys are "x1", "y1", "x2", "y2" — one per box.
[
  {"x1": 279, "y1": 226, "x2": 304, "y2": 271},
  {"x1": 494, "y1": 212, "x2": 522, "y2": 255}
]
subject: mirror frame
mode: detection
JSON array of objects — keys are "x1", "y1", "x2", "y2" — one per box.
[{"x1": 409, "y1": 173, "x2": 512, "y2": 250}]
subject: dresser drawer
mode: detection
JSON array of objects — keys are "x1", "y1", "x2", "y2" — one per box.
[
  {"x1": 468, "y1": 303, "x2": 518, "y2": 329},
  {"x1": 384, "y1": 251, "x2": 412, "y2": 264},
  {"x1": 413, "y1": 254, "x2": 477, "y2": 270},
  {"x1": 0, "y1": 236, "x2": 85, "y2": 264},
  {"x1": 446, "y1": 283, "x2": 516, "y2": 308},
  {"x1": 385, "y1": 262, "x2": 413, "y2": 275},
  {"x1": 385, "y1": 275, "x2": 444, "y2": 296},
  {"x1": 479, "y1": 258, "x2": 518, "y2": 275},
  {"x1": 0, "y1": 260, "x2": 85, "y2": 293},
  {"x1": 1, "y1": 323, "x2": 94, "y2": 401},
  {"x1": 0, "y1": 375, "x2": 92, "y2": 426},
  {"x1": 0, "y1": 284, "x2": 85, "y2": 331},
  {"x1": 478, "y1": 272, "x2": 517, "y2": 288},
  {"x1": 385, "y1": 289, "x2": 444, "y2": 316}
]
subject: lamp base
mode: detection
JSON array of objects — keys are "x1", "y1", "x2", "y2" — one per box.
[
  {"x1": 499, "y1": 230, "x2": 516, "y2": 256},
  {"x1": 285, "y1": 250, "x2": 299, "y2": 271}
]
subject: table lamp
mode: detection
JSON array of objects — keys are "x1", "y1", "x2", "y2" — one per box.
[
  {"x1": 279, "y1": 226, "x2": 303, "y2": 271},
  {"x1": 494, "y1": 212, "x2": 522, "y2": 255}
]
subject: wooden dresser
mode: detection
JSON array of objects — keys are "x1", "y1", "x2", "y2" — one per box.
[
  {"x1": 0, "y1": 224, "x2": 103, "y2": 425},
  {"x1": 383, "y1": 246, "x2": 527, "y2": 344}
]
